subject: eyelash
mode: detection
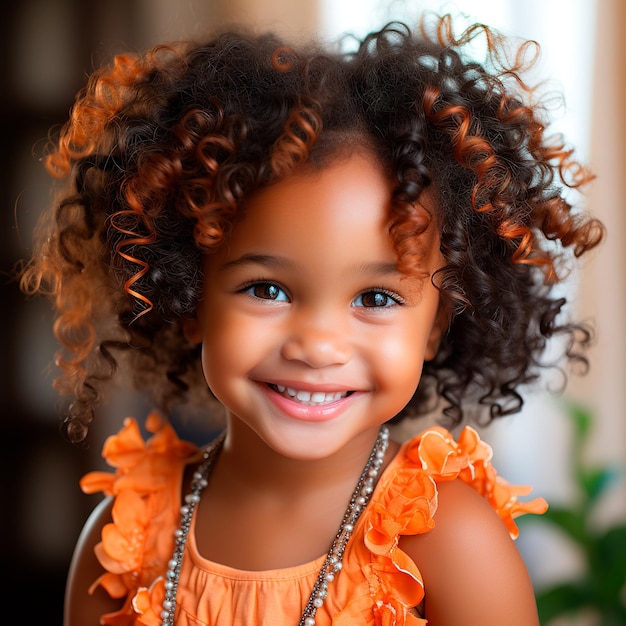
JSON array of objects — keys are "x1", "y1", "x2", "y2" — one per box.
[
  {"x1": 237, "y1": 281, "x2": 404, "y2": 308},
  {"x1": 238, "y1": 280, "x2": 289, "y2": 301},
  {"x1": 354, "y1": 288, "x2": 405, "y2": 308}
]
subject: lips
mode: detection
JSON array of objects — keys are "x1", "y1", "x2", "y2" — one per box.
[{"x1": 270, "y1": 384, "x2": 351, "y2": 406}]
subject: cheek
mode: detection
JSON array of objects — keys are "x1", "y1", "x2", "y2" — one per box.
[
  {"x1": 199, "y1": 313, "x2": 265, "y2": 387},
  {"x1": 369, "y1": 328, "x2": 427, "y2": 392}
]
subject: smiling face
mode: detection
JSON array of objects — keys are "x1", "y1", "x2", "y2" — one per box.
[{"x1": 185, "y1": 151, "x2": 445, "y2": 460}]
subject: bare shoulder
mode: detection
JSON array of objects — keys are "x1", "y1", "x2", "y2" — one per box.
[
  {"x1": 400, "y1": 478, "x2": 540, "y2": 626},
  {"x1": 64, "y1": 496, "x2": 123, "y2": 626}
]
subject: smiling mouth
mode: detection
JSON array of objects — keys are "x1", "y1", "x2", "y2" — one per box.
[{"x1": 269, "y1": 384, "x2": 352, "y2": 406}]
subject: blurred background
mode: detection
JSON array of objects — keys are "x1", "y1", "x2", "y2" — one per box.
[{"x1": 2, "y1": 0, "x2": 624, "y2": 624}]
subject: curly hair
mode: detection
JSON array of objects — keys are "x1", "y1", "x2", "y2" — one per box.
[{"x1": 19, "y1": 13, "x2": 604, "y2": 444}]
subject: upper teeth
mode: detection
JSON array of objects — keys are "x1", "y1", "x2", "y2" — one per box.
[{"x1": 275, "y1": 385, "x2": 346, "y2": 405}]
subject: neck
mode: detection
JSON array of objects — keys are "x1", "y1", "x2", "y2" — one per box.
[
  {"x1": 160, "y1": 422, "x2": 392, "y2": 626},
  {"x1": 217, "y1": 418, "x2": 394, "y2": 497}
]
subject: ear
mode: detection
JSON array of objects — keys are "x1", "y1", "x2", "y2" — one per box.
[
  {"x1": 182, "y1": 316, "x2": 203, "y2": 344},
  {"x1": 424, "y1": 304, "x2": 448, "y2": 361}
]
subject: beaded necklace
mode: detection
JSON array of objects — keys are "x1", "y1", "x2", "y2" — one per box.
[{"x1": 160, "y1": 426, "x2": 390, "y2": 626}]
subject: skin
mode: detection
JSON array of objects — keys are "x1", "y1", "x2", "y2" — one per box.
[
  {"x1": 64, "y1": 150, "x2": 540, "y2": 625},
  {"x1": 184, "y1": 150, "x2": 443, "y2": 572}
]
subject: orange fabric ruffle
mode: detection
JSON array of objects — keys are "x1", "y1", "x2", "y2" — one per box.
[
  {"x1": 332, "y1": 425, "x2": 548, "y2": 625},
  {"x1": 83, "y1": 417, "x2": 547, "y2": 626},
  {"x1": 80, "y1": 413, "x2": 199, "y2": 626}
]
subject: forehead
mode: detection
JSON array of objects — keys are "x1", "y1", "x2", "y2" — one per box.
[
  {"x1": 206, "y1": 150, "x2": 443, "y2": 281},
  {"x1": 224, "y1": 152, "x2": 396, "y2": 260}
]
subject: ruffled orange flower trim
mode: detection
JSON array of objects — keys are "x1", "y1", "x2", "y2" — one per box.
[
  {"x1": 83, "y1": 420, "x2": 547, "y2": 626},
  {"x1": 80, "y1": 413, "x2": 199, "y2": 626},
  {"x1": 335, "y1": 425, "x2": 548, "y2": 626}
]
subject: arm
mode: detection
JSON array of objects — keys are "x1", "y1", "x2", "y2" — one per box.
[
  {"x1": 401, "y1": 478, "x2": 540, "y2": 626},
  {"x1": 64, "y1": 496, "x2": 123, "y2": 626}
]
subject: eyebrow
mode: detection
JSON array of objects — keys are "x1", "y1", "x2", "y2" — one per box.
[
  {"x1": 219, "y1": 253, "x2": 293, "y2": 271},
  {"x1": 358, "y1": 261, "x2": 401, "y2": 276},
  {"x1": 220, "y1": 253, "x2": 401, "y2": 276}
]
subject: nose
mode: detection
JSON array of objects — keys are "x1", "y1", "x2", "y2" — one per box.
[{"x1": 280, "y1": 308, "x2": 352, "y2": 368}]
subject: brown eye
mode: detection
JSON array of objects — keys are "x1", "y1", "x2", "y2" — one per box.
[
  {"x1": 244, "y1": 282, "x2": 289, "y2": 301},
  {"x1": 353, "y1": 290, "x2": 400, "y2": 308}
]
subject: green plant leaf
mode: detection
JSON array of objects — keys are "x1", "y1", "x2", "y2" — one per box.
[
  {"x1": 565, "y1": 401, "x2": 593, "y2": 440},
  {"x1": 540, "y1": 506, "x2": 588, "y2": 544},
  {"x1": 536, "y1": 582, "x2": 589, "y2": 623},
  {"x1": 599, "y1": 611, "x2": 626, "y2": 626},
  {"x1": 580, "y1": 466, "x2": 621, "y2": 504},
  {"x1": 589, "y1": 525, "x2": 626, "y2": 598},
  {"x1": 533, "y1": 400, "x2": 626, "y2": 624}
]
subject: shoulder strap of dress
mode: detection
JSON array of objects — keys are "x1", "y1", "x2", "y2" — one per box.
[{"x1": 404, "y1": 425, "x2": 548, "y2": 538}]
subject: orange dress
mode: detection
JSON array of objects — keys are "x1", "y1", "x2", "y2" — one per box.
[{"x1": 80, "y1": 412, "x2": 548, "y2": 626}]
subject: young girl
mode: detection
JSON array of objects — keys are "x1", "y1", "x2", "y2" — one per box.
[{"x1": 19, "y1": 12, "x2": 604, "y2": 626}]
